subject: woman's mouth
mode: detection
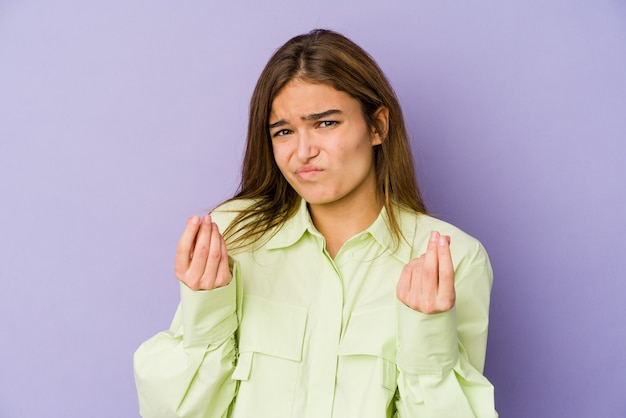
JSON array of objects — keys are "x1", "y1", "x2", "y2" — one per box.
[{"x1": 296, "y1": 165, "x2": 322, "y2": 180}]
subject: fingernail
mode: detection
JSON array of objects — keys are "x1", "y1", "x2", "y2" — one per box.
[
  {"x1": 429, "y1": 231, "x2": 438, "y2": 241},
  {"x1": 203, "y1": 214, "x2": 211, "y2": 224},
  {"x1": 190, "y1": 216, "x2": 200, "y2": 225},
  {"x1": 212, "y1": 222, "x2": 219, "y2": 231},
  {"x1": 439, "y1": 236, "x2": 447, "y2": 246}
]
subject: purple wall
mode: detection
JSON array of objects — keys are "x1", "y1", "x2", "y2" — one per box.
[{"x1": 1, "y1": 1, "x2": 624, "y2": 417}]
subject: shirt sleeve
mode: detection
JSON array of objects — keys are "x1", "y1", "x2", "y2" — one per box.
[
  {"x1": 133, "y1": 270, "x2": 239, "y2": 418},
  {"x1": 395, "y1": 240, "x2": 497, "y2": 418}
]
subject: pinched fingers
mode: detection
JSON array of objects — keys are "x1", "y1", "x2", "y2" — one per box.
[
  {"x1": 396, "y1": 231, "x2": 456, "y2": 314},
  {"x1": 421, "y1": 231, "x2": 441, "y2": 299},
  {"x1": 213, "y1": 228, "x2": 232, "y2": 287},
  {"x1": 198, "y1": 223, "x2": 231, "y2": 289},
  {"x1": 174, "y1": 215, "x2": 202, "y2": 278},
  {"x1": 186, "y1": 215, "x2": 214, "y2": 285},
  {"x1": 397, "y1": 256, "x2": 424, "y2": 306},
  {"x1": 175, "y1": 215, "x2": 232, "y2": 291},
  {"x1": 437, "y1": 234, "x2": 455, "y2": 310}
]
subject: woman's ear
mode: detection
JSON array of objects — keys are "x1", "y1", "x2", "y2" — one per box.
[{"x1": 370, "y1": 106, "x2": 389, "y2": 145}]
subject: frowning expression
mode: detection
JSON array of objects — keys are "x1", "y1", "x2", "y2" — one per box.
[{"x1": 269, "y1": 80, "x2": 385, "y2": 210}]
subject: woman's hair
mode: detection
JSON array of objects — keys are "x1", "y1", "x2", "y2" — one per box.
[{"x1": 222, "y1": 28, "x2": 427, "y2": 250}]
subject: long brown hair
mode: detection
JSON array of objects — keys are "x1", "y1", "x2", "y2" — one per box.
[{"x1": 222, "y1": 29, "x2": 427, "y2": 250}]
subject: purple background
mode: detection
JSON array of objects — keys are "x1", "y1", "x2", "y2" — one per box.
[{"x1": 1, "y1": 1, "x2": 625, "y2": 417}]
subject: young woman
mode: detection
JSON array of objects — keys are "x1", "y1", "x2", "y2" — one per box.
[{"x1": 134, "y1": 29, "x2": 497, "y2": 418}]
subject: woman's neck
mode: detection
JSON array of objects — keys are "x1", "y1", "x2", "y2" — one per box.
[{"x1": 308, "y1": 195, "x2": 383, "y2": 258}]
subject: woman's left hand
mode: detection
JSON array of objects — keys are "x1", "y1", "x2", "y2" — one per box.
[{"x1": 396, "y1": 231, "x2": 456, "y2": 314}]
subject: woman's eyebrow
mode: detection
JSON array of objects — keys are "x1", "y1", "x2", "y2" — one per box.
[
  {"x1": 269, "y1": 120, "x2": 288, "y2": 129},
  {"x1": 302, "y1": 109, "x2": 342, "y2": 121},
  {"x1": 269, "y1": 109, "x2": 343, "y2": 129}
]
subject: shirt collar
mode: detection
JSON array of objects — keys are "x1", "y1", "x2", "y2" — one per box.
[
  {"x1": 265, "y1": 198, "x2": 313, "y2": 250},
  {"x1": 265, "y1": 198, "x2": 414, "y2": 264},
  {"x1": 365, "y1": 206, "x2": 413, "y2": 264}
]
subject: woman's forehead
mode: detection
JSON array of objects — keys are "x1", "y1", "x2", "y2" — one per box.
[{"x1": 269, "y1": 81, "x2": 358, "y2": 121}]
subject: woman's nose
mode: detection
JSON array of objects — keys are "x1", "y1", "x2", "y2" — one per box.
[{"x1": 295, "y1": 131, "x2": 319, "y2": 161}]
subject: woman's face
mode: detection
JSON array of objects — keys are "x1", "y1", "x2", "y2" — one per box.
[{"x1": 269, "y1": 80, "x2": 386, "y2": 211}]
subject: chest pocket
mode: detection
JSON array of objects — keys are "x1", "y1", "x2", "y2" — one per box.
[
  {"x1": 338, "y1": 306, "x2": 398, "y2": 391},
  {"x1": 231, "y1": 295, "x2": 308, "y2": 417}
]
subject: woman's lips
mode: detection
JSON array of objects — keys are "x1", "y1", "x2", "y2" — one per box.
[{"x1": 296, "y1": 165, "x2": 322, "y2": 180}]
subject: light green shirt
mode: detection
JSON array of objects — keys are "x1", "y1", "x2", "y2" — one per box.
[{"x1": 134, "y1": 199, "x2": 497, "y2": 417}]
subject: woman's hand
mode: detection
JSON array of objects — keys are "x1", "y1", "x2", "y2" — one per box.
[
  {"x1": 396, "y1": 231, "x2": 455, "y2": 314},
  {"x1": 174, "y1": 214, "x2": 232, "y2": 291}
]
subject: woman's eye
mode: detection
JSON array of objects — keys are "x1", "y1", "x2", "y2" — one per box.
[
  {"x1": 273, "y1": 129, "x2": 292, "y2": 137},
  {"x1": 318, "y1": 121, "x2": 337, "y2": 128}
]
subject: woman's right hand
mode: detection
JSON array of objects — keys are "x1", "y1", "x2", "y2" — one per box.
[{"x1": 174, "y1": 214, "x2": 232, "y2": 291}]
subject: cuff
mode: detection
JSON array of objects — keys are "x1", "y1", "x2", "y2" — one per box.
[
  {"x1": 396, "y1": 302, "x2": 458, "y2": 375},
  {"x1": 180, "y1": 279, "x2": 238, "y2": 347}
]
